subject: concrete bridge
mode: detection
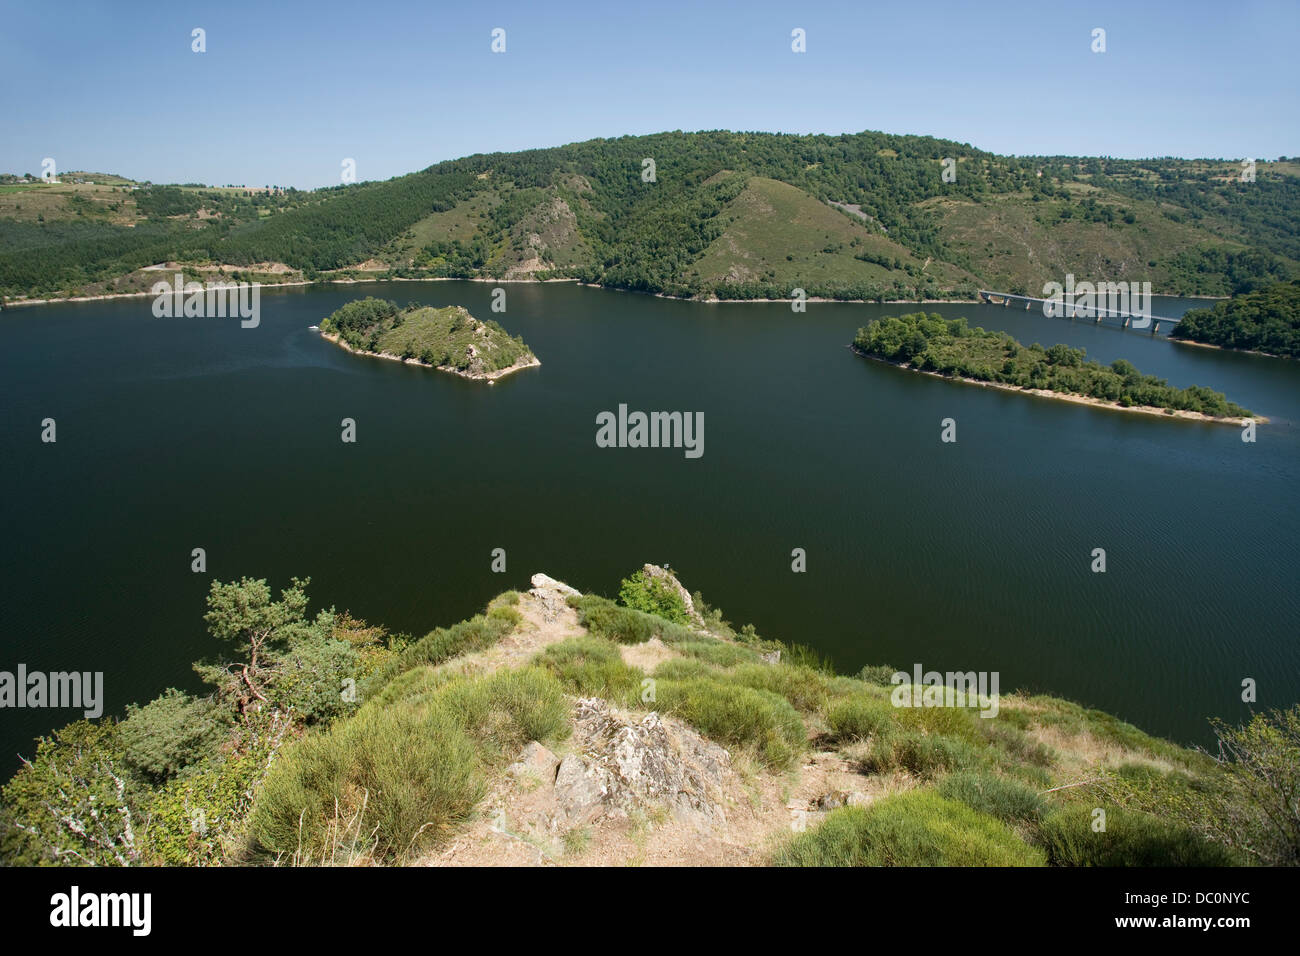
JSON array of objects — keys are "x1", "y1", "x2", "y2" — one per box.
[{"x1": 976, "y1": 290, "x2": 1181, "y2": 335}]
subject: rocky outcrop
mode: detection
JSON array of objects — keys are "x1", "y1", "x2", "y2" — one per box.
[
  {"x1": 529, "y1": 573, "x2": 582, "y2": 623},
  {"x1": 552, "y1": 698, "x2": 731, "y2": 825}
]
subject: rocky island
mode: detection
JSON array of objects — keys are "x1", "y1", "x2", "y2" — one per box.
[{"x1": 319, "y1": 296, "x2": 539, "y2": 381}]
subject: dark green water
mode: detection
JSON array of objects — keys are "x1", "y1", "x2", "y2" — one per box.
[{"x1": 2, "y1": 280, "x2": 1297, "y2": 773}]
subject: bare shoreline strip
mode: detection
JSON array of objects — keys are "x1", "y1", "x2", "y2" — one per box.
[
  {"x1": 848, "y1": 345, "x2": 1263, "y2": 426},
  {"x1": 320, "y1": 331, "x2": 539, "y2": 383},
  {"x1": 4, "y1": 273, "x2": 1226, "y2": 309}
]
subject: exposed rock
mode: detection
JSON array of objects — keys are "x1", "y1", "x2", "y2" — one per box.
[
  {"x1": 759, "y1": 649, "x2": 782, "y2": 665},
  {"x1": 554, "y1": 753, "x2": 617, "y2": 824},
  {"x1": 553, "y1": 698, "x2": 731, "y2": 825},
  {"x1": 529, "y1": 573, "x2": 581, "y2": 622},
  {"x1": 813, "y1": 790, "x2": 871, "y2": 811},
  {"x1": 507, "y1": 741, "x2": 560, "y2": 782}
]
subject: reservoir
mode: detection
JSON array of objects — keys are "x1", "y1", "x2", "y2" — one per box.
[{"x1": 1, "y1": 280, "x2": 1296, "y2": 774}]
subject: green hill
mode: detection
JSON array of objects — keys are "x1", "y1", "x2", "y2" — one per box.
[{"x1": 2, "y1": 131, "x2": 1297, "y2": 302}]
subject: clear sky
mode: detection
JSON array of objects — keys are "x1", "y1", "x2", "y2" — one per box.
[{"x1": 2, "y1": 0, "x2": 1296, "y2": 188}]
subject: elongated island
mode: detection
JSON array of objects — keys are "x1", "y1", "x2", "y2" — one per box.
[
  {"x1": 319, "y1": 297, "x2": 539, "y2": 382},
  {"x1": 853, "y1": 313, "x2": 1260, "y2": 424}
]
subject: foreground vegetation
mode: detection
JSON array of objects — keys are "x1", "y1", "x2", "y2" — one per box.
[
  {"x1": 2, "y1": 133, "x2": 1296, "y2": 302},
  {"x1": 854, "y1": 312, "x2": 1254, "y2": 419},
  {"x1": 319, "y1": 297, "x2": 536, "y2": 378},
  {"x1": 2, "y1": 568, "x2": 1296, "y2": 867},
  {"x1": 1171, "y1": 279, "x2": 1300, "y2": 358}
]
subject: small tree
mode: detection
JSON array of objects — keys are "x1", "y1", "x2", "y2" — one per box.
[
  {"x1": 1204, "y1": 706, "x2": 1300, "y2": 866},
  {"x1": 199, "y1": 577, "x2": 310, "y2": 714}
]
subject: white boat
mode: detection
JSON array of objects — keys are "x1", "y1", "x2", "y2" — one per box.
[{"x1": 308, "y1": 325, "x2": 319, "y2": 331}]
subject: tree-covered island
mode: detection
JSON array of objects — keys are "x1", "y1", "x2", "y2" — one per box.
[
  {"x1": 319, "y1": 297, "x2": 538, "y2": 381},
  {"x1": 1170, "y1": 279, "x2": 1300, "y2": 359},
  {"x1": 853, "y1": 312, "x2": 1257, "y2": 423}
]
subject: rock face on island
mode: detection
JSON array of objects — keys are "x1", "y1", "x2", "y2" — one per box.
[{"x1": 319, "y1": 296, "x2": 539, "y2": 381}]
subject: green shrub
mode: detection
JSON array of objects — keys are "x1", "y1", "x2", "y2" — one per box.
[
  {"x1": 857, "y1": 664, "x2": 899, "y2": 686},
  {"x1": 437, "y1": 667, "x2": 570, "y2": 759},
  {"x1": 937, "y1": 770, "x2": 1045, "y2": 825},
  {"x1": 859, "y1": 727, "x2": 979, "y2": 777},
  {"x1": 575, "y1": 597, "x2": 658, "y2": 644},
  {"x1": 364, "y1": 614, "x2": 514, "y2": 695},
  {"x1": 773, "y1": 790, "x2": 1045, "y2": 866},
  {"x1": 778, "y1": 642, "x2": 837, "y2": 675},
  {"x1": 655, "y1": 678, "x2": 805, "y2": 768},
  {"x1": 618, "y1": 569, "x2": 689, "y2": 624},
  {"x1": 727, "y1": 663, "x2": 832, "y2": 712},
  {"x1": 486, "y1": 604, "x2": 522, "y2": 628},
  {"x1": 537, "y1": 636, "x2": 644, "y2": 700},
  {"x1": 0, "y1": 719, "x2": 134, "y2": 867},
  {"x1": 1040, "y1": 805, "x2": 1239, "y2": 867},
  {"x1": 979, "y1": 719, "x2": 1055, "y2": 769},
  {"x1": 250, "y1": 701, "x2": 482, "y2": 863},
  {"x1": 825, "y1": 694, "x2": 894, "y2": 741},
  {"x1": 893, "y1": 693, "x2": 984, "y2": 743},
  {"x1": 119, "y1": 689, "x2": 231, "y2": 784},
  {"x1": 676, "y1": 640, "x2": 761, "y2": 667},
  {"x1": 266, "y1": 635, "x2": 360, "y2": 724},
  {"x1": 141, "y1": 747, "x2": 269, "y2": 865},
  {"x1": 653, "y1": 658, "x2": 713, "y2": 681}
]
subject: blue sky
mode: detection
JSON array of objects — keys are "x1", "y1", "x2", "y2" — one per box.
[{"x1": 1, "y1": 0, "x2": 1296, "y2": 188}]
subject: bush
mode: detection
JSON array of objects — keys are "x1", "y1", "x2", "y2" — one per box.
[
  {"x1": 676, "y1": 640, "x2": 761, "y2": 667},
  {"x1": 655, "y1": 678, "x2": 805, "y2": 769},
  {"x1": 858, "y1": 727, "x2": 979, "y2": 777},
  {"x1": 250, "y1": 701, "x2": 482, "y2": 863},
  {"x1": 437, "y1": 667, "x2": 571, "y2": 759},
  {"x1": 140, "y1": 747, "x2": 269, "y2": 865},
  {"x1": 537, "y1": 637, "x2": 644, "y2": 700},
  {"x1": 119, "y1": 689, "x2": 231, "y2": 784},
  {"x1": 266, "y1": 635, "x2": 360, "y2": 725},
  {"x1": 727, "y1": 663, "x2": 832, "y2": 712},
  {"x1": 825, "y1": 693, "x2": 894, "y2": 741},
  {"x1": 653, "y1": 658, "x2": 713, "y2": 681},
  {"x1": 857, "y1": 664, "x2": 899, "y2": 686},
  {"x1": 937, "y1": 770, "x2": 1045, "y2": 825},
  {"x1": 618, "y1": 569, "x2": 689, "y2": 624},
  {"x1": 365, "y1": 613, "x2": 514, "y2": 695},
  {"x1": 773, "y1": 790, "x2": 1045, "y2": 866},
  {"x1": 1039, "y1": 805, "x2": 1239, "y2": 866}
]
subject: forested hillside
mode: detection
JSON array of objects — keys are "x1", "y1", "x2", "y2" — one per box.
[{"x1": 3, "y1": 132, "x2": 1296, "y2": 302}]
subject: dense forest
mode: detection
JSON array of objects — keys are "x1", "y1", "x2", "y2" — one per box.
[
  {"x1": 854, "y1": 312, "x2": 1253, "y2": 419},
  {"x1": 2, "y1": 131, "x2": 1297, "y2": 301},
  {"x1": 1170, "y1": 279, "x2": 1300, "y2": 358}
]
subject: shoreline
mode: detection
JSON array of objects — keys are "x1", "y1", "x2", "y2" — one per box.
[
  {"x1": 848, "y1": 345, "x2": 1264, "y2": 425},
  {"x1": 3, "y1": 272, "x2": 1226, "y2": 310},
  {"x1": 1167, "y1": 336, "x2": 1291, "y2": 361},
  {"x1": 320, "y1": 331, "x2": 540, "y2": 383}
]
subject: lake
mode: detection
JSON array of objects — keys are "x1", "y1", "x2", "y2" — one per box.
[{"x1": 1, "y1": 280, "x2": 1296, "y2": 774}]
